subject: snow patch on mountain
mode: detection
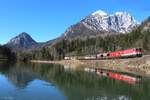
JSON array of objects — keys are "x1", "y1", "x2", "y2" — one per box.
[
  {"x1": 91, "y1": 10, "x2": 108, "y2": 16},
  {"x1": 82, "y1": 10, "x2": 139, "y2": 33}
]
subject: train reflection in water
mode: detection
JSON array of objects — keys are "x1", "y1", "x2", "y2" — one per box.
[{"x1": 84, "y1": 67, "x2": 141, "y2": 84}]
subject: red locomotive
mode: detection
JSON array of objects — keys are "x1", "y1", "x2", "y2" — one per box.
[{"x1": 97, "y1": 48, "x2": 143, "y2": 59}]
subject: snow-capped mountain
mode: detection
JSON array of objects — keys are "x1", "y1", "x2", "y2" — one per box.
[
  {"x1": 64, "y1": 10, "x2": 139, "y2": 38},
  {"x1": 6, "y1": 32, "x2": 38, "y2": 50}
]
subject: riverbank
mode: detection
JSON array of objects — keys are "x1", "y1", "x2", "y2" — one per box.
[{"x1": 31, "y1": 55, "x2": 150, "y2": 76}]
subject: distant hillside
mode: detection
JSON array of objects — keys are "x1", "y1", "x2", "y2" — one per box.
[{"x1": 6, "y1": 32, "x2": 43, "y2": 51}]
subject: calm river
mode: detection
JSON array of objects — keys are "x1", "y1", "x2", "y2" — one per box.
[{"x1": 0, "y1": 61, "x2": 150, "y2": 100}]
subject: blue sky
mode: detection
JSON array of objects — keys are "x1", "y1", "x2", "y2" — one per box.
[{"x1": 0, "y1": 0, "x2": 150, "y2": 44}]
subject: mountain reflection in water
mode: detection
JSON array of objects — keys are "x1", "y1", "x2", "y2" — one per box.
[{"x1": 0, "y1": 61, "x2": 150, "y2": 100}]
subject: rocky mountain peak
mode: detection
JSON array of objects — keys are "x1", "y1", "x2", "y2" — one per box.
[
  {"x1": 63, "y1": 10, "x2": 139, "y2": 38},
  {"x1": 91, "y1": 10, "x2": 108, "y2": 16},
  {"x1": 18, "y1": 32, "x2": 30, "y2": 37},
  {"x1": 6, "y1": 32, "x2": 37, "y2": 50}
]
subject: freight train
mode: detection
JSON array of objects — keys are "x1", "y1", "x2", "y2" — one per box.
[
  {"x1": 97, "y1": 48, "x2": 143, "y2": 59},
  {"x1": 64, "y1": 48, "x2": 143, "y2": 60}
]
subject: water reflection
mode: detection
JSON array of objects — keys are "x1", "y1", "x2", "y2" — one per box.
[
  {"x1": 84, "y1": 67, "x2": 141, "y2": 84},
  {"x1": 0, "y1": 62, "x2": 150, "y2": 100}
]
